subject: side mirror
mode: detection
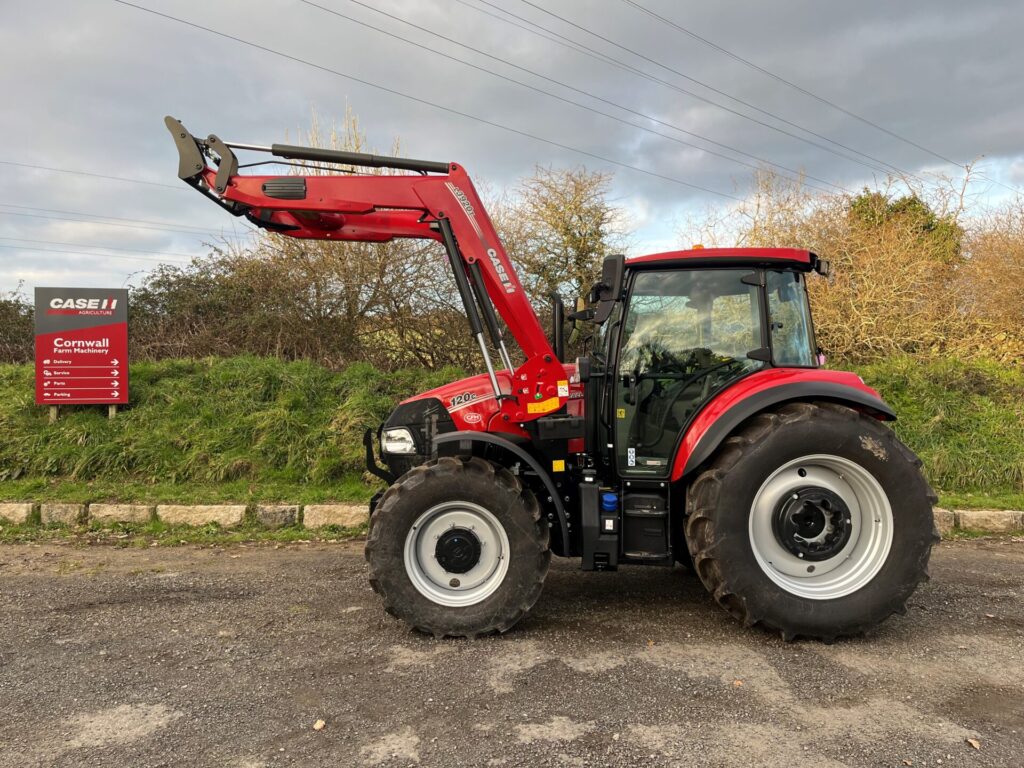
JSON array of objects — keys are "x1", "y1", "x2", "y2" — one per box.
[{"x1": 591, "y1": 254, "x2": 625, "y2": 324}]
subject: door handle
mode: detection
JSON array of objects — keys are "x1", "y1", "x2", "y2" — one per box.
[{"x1": 623, "y1": 374, "x2": 637, "y2": 405}]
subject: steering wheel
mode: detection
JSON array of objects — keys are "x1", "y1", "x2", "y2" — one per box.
[{"x1": 630, "y1": 360, "x2": 745, "y2": 450}]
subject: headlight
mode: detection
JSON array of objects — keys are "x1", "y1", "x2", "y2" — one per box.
[{"x1": 381, "y1": 427, "x2": 417, "y2": 454}]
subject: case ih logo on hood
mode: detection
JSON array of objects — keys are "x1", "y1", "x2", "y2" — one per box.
[{"x1": 47, "y1": 297, "x2": 118, "y2": 316}]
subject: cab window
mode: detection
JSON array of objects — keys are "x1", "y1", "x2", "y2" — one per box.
[{"x1": 767, "y1": 270, "x2": 816, "y2": 367}]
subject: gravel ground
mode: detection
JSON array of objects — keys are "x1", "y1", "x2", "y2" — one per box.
[{"x1": 0, "y1": 538, "x2": 1021, "y2": 767}]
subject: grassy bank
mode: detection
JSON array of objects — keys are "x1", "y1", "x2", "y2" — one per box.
[
  {"x1": 855, "y1": 356, "x2": 1024, "y2": 508},
  {"x1": 0, "y1": 355, "x2": 1021, "y2": 509},
  {"x1": 0, "y1": 356, "x2": 458, "y2": 504}
]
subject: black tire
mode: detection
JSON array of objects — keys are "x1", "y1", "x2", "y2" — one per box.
[
  {"x1": 671, "y1": 525, "x2": 695, "y2": 571},
  {"x1": 685, "y1": 401, "x2": 939, "y2": 641},
  {"x1": 365, "y1": 456, "x2": 550, "y2": 638}
]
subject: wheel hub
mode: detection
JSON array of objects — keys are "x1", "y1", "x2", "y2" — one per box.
[
  {"x1": 434, "y1": 528, "x2": 482, "y2": 574},
  {"x1": 771, "y1": 487, "x2": 852, "y2": 561},
  {"x1": 403, "y1": 501, "x2": 511, "y2": 608}
]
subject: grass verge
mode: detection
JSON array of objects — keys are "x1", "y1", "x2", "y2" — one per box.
[
  {"x1": 0, "y1": 476, "x2": 376, "y2": 504},
  {"x1": 0, "y1": 519, "x2": 367, "y2": 547}
]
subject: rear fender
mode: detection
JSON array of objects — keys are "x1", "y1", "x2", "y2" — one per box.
[{"x1": 672, "y1": 369, "x2": 895, "y2": 481}]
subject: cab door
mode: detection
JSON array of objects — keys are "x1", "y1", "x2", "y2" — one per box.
[{"x1": 613, "y1": 269, "x2": 766, "y2": 478}]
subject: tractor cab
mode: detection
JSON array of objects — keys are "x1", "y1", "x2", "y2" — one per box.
[
  {"x1": 555, "y1": 248, "x2": 833, "y2": 571},
  {"x1": 608, "y1": 249, "x2": 821, "y2": 480}
]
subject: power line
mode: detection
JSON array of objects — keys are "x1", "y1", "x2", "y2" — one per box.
[
  {"x1": 301, "y1": 0, "x2": 844, "y2": 193},
  {"x1": 0, "y1": 160, "x2": 187, "y2": 190},
  {"x1": 0, "y1": 236, "x2": 200, "y2": 259},
  {"x1": 511, "y1": 0, "x2": 914, "y2": 179},
  {"x1": 0, "y1": 203, "x2": 227, "y2": 235},
  {"x1": 111, "y1": 0, "x2": 741, "y2": 201},
  {"x1": 0, "y1": 209, "x2": 245, "y2": 237},
  {"x1": 0, "y1": 243, "x2": 190, "y2": 265},
  {"x1": 454, "y1": 0, "x2": 624, "y2": 69},
  {"x1": 462, "y1": 0, "x2": 890, "y2": 178},
  {"x1": 620, "y1": 0, "x2": 965, "y2": 168}
]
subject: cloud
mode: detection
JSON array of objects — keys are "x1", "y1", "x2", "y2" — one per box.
[{"x1": 2, "y1": 0, "x2": 1022, "y2": 291}]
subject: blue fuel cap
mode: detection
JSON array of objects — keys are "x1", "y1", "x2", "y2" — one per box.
[{"x1": 600, "y1": 492, "x2": 618, "y2": 512}]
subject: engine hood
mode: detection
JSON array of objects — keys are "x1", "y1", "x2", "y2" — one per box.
[{"x1": 396, "y1": 365, "x2": 583, "y2": 435}]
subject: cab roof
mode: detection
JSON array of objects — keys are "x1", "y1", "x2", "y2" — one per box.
[{"x1": 627, "y1": 247, "x2": 816, "y2": 270}]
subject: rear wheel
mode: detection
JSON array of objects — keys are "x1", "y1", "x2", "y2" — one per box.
[
  {"x1": 365, "y1": 456, "x2": 550, "y2": 638},
  {"x1": 685, "y1": 401, "x2": 938, "y2": 641}
]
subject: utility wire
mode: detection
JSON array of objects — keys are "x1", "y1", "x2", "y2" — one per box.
[
  {"x1": 0, "y1": 243, "x2": 190, "y2": 265},
  {"x1": 510, "y1": 0, "x2": 912, "y2": 179},
  {"x1": 0, "y1": 236, "x2": 200, "y2": 259},
  {"x1": 452, "y1": 0, "x2": 622, "y2": 68},
  {"x1": 1, "y1": 162, "x2": 262, "y2": 234},
  {"x1": 620, "y1": 0, "x2": 964, "y2": 168},
  {"x1": 110, "y1": 0, "x2": 741, "y2": 201},
  {"x1": 0, "y1": 203, "x2": 226, "y2": 236},
  {"x1": 0, "y1": 209, "x2": 244, "y2": 237},
  {"x1": 0, "y1": 160, "x2": 186, "y2": 190},
  {"x1": 302, "y1": 0, "x2": 843, "y2": 193}
]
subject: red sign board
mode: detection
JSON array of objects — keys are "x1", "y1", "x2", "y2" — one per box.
[{"x1": 34, "y1": 288, "x2": 129, "y2": 405}]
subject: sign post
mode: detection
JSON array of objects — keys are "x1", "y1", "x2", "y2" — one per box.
[{"x1": 34, "y1": 288, "x2": 129, "y2": 415}]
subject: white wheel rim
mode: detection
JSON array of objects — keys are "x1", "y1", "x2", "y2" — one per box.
[
  {"x1": 403, "y1": 501, "x2": 510, "y2": 607},
  {"x1": 748, "y1": 454, "x2": 893, "y2": 600}
]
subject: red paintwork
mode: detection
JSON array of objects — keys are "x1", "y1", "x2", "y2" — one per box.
[
  {"x1": 403, "y1": 364, "x2": 584, "y2": 439},
  {"x1": 628, "y1": 247, "x2": 814, "y2": 268},
  {"x1": 669, "y1": 367, "x2": 886, "y2": 481},
  {"x1": 207, "y1": 163, "x2": 570, "y2": 424}
]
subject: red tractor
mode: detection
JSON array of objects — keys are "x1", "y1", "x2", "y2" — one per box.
[{"x1": 167, "y1": 118, "x2": 938, "y2": 641}]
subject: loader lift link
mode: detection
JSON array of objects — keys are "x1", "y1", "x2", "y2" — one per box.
[{"x1": 166, "y1": 116, "x2": 938, "y2": 642}]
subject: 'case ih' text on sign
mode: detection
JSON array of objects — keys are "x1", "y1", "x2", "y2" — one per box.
[{"x1": 34, "y1": 287, "x2": 129, "y2": 405}]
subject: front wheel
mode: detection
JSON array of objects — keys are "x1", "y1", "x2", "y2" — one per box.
[
  {"x1": 685, "y1": 401, "x2": 938, "y2": 641},
  {"x1": 365, "y1": 456, "x2": 550, "y2": 638}
]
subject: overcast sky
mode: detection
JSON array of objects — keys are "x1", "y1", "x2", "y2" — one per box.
[{"x1": 2, "y1": 0, "x2": 1022, "y2": 292}]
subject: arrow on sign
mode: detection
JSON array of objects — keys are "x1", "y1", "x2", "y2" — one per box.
[
  {"x1": 110, "y1": 380, "x2": 119, "y2": 387},
  {"x1": 111, "y1": 369, "x2": 119, "y2": 376},
  {"x1": 110, "y1": 359, "x2": 120, "y2": 365},
  {"x1": 111, "y1": 391, "x2": 120, "y2": 398}
]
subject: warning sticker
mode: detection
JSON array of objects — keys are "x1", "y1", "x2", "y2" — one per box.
[
  {"x1": 616, "y1": 408, "x2": 626, "y2": 419},
  {"x1": 551, "y1": 459, "x2": 565, "y2": 472},
  {"x1": 557, "y1": 379, "x2": 569, "y2": 397},
  {"x1": 527, "y1": 397, "x2": 560, "y2": 414}
]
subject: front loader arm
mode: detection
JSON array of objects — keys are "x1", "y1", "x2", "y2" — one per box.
[{"x1": 165, "y1": 116, "x2": 567, "y2": 423}]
